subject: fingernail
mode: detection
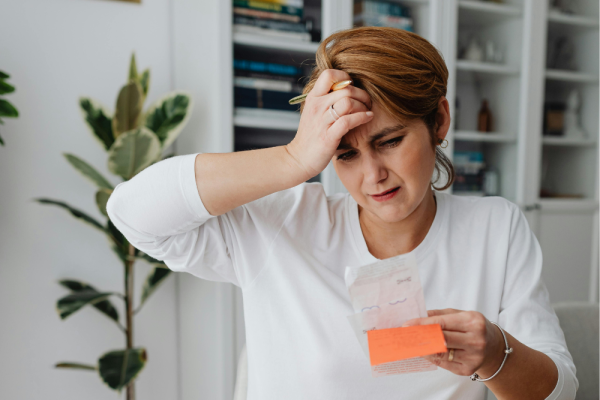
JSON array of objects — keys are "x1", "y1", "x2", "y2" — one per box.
[{"x1": 366, "y1": 111, "x2": 374, "y2": 117}]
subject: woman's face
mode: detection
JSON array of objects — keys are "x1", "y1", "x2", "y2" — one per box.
[{"x1": 332, "y1": 99, "x2": 449, "y2": 224}]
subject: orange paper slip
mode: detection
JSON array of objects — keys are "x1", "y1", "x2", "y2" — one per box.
[{"x1": 367, "y1": 324, "x2": 447, "y2": 366}]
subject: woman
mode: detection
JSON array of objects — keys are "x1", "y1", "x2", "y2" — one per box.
[{"x1": 107, "y1": 27, "x2": 577, "y2": 399}]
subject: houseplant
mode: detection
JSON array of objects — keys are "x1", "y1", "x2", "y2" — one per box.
[
  {"x1": 0, "y1": 70, "x2": 19, "y2": 145},
  {"x1": 35, "y1": 54, "x2": 192, "y2": 399}
]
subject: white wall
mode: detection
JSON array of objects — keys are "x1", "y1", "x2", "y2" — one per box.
[{"x1": 0, "y1": 0, "x2": 180, "y2": 398}]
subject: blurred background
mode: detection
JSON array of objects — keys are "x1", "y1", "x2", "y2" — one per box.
[{"x1": 0, "y1": 0, "x2": 598, "y2": 399}]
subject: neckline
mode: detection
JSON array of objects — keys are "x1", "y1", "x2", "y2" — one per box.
[{"x1": 346, "y1": 191, "x2": 446, "y2": 265}]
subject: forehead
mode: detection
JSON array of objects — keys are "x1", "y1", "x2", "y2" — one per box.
[{"x1": 338, "y1": 104, "x2": 409, "y2": 149}]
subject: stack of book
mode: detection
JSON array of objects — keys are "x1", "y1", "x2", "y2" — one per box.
[
  {"x1": 354, "y1": 1, "x2": 414, "y2": 32},
  {"x1": 452, "y1": 151, "x2": 485, "y2": 195},
  {"x1": 234, "y1": 58, "x2": 304, "y2": 119},
  {"x1": 233, "y1": 0, "x2": 312, "y2": 42}
]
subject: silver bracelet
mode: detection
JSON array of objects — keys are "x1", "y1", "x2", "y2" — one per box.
[{"x1": 470, "y1": 321, "x2": 513, "y2": 382}]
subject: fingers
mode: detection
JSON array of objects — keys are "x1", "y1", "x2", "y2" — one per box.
[
  {"x1": 402, "y1": 312, "x2": 471, "y2": 332},
  {"x1": 427, "y1": 309, "x2": 461, "y2": 317},
  {"x1": 326, "y1": 85, "x2": 372, "y2": 110},
  {"x1": 310, "y1": 69, "x2": 353, "y2": 97},
  {"x1": 326, "y1": 98, "x2": 369, "y2": 121},
  {"x1": 325, "y1": 111, "x2": 374, "y2": 143}
]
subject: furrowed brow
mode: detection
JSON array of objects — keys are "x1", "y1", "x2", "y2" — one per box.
[{"x1": 336, "y1": 123, "x2": 407, "y2": 151}]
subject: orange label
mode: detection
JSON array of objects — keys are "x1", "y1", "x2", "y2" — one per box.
[{"x1": 367, "y1": 324, "x2": 447, "y2": 366}]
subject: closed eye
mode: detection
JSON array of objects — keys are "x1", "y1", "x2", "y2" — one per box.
[{"x1": 380, "y1": 136, "x2": 404, "y2": 148}]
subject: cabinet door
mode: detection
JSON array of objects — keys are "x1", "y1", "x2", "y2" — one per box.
[{"x1": 536, "y1": 209, "x2": 596, "y2": 303}]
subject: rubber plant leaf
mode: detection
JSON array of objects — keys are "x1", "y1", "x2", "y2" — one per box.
[
  {"x1": 63, "y1": 153, "x2": 114, "y2": 190},
  {"x1": 0, "y1": 79, "x2": 15, "y2": 95},
  {"x1": 56, "y1": 291, "x2": 114, "y2": 320},
  {"x1": 144, "y1": 92, "x2": 193, "y2": 149},
  {"x1": 96, "y1": 188, "x2": 113, "y2": 216},
  {"x1": 0, "y1": 71, "x2": 8, "y2": 79},
  {"x1": 59, "y1": 279, "x2": 119, "y2": 323},
  {"x1": 107, "y1": 219, "x2": 128, "y2": 261},
  {"x1": 98, "y1": 348, "x2": 147, "y2": 392},
  {"x1": 79, "y1": 98, "x2": 114, "y2": 151},
  {"x1": 35, "y1": 198, "x2": 105, "y2": 232},
  {"x1": 107, "y1": 127, "x2": 161, "y2": 180},
  {"x1": 0, "y1": 99, "x2": 19, "y2": 118},
  {"x1": 140, "y1": 266, "x2": 171, "y2": 306},
  {"x1": 55, "y1": 362, "x2": 97, "y2": 371},
  {"x1": 112, "y1": 81, "x2": 144, "y2": 139}
]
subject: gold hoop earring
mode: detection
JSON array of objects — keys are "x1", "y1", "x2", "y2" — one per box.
[{"x1": 438, "y1": 139, "x2": 448, "y2": 149}]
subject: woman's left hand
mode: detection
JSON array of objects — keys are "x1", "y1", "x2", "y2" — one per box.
[{"x1": 402, "y1": 309, "x2": 506, "y2": 377}]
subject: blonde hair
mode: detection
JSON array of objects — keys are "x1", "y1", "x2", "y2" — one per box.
[{"x1": 300, "y1": 26, "x2": 455, "y2": 190}]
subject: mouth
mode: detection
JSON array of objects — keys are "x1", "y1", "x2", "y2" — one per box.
[{"x1": 371, "y1": 186, "x2": 400, "y2": 202}]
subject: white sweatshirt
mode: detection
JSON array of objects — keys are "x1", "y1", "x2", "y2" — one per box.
[{"x1": 107, "y1": 153, "x2": 578, "y2": 400}]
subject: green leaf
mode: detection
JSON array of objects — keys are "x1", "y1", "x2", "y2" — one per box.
[
  {"x1": 144, "y1": 92, "x2": 192, "y2": 149},
  {"x1": 107, "y1": 219, "x2": 130, "y2": 262},
  {"x1": 98, "y1": 348, "x2": 147, "y2": 392},
  {"x1": 55, "y1": 362, "x2": 97, "y2": 371},
  {"x1": 35, "y1": 198, "x2": 105, "y2": 232},
  {"x1": 56, "y1": 291, "x2": 113, "y2": 320},
  {"x1": 59, "y1": 279, "x2": 119, "y2": 323},
  {"x1": 79, "y1": 98, "x2": 114, "y2": 151},
  {"x1": 0, "y1": 133, "x2": 4, "y2": 146},
  {"x1": 0, "y1": 99, "x2": 19, "y2": 118},
  {"x1": 140, "y1": 267, "x2": 171, "y2": 306},
  {"x1": 139, "y1": 69, "x2": 150, "y2": 97},
  {"x1": 96, "y1": 188, "x2": 112, "y2": 216},
  {"x1": 128, "y1": 53, "x2": 138, "y2": 82},
  {"x1": 63, "y1": 153, "x2": 114, "y2": 190},
  {"x1": 112, "y1": 81, "x2": 144, "y2": 138},
  {"x1": 107, "y1": 127, "x2": 161, "y2": 180},
  {"x1": 0, "y1": 79, "x2": 15, "y2": 95},
  {"x1": 0, "y1": 71, "x2": 9, "y2": 79}
]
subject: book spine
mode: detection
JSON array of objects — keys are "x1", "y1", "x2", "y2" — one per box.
[
  {"x1": 258, "y1": 0, "x2": 304, "y2": 7},
  {"x1": 234, "y1": 76, "x2": 296, "y2": 92},
  {"x1": 233, "y1": 7, "x2": 301, "y2": 22},
  {"x1": 234, "y1": 87, "x2": 302, "y2": 112},
  {"x1": 233, "y1": 15, "x2": 308, "y2": 33},
  {"x1": 353, "y1": 1, "x2": 411, "y2": 18},
  {"x1": 233, "y1": 25, "x2": 311, "y2": 42},
  {"x1": 233, "y1": 0, "x2": 303, "y2": 18},
  {"x1": 234, "y1": 59, "x2": 303, "y2": 77}
]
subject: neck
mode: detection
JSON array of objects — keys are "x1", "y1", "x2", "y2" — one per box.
[{"x1": 358, "y1": 186, "x2": 437, "y2": 260}]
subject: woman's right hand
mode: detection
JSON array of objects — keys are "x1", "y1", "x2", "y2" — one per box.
[{"x1": 285, "y1": 69, "x2": 374, "y2": 179}]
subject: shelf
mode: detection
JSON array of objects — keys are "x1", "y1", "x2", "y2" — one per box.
[
  {"x1": 233, "y1": 32, "x2": 320, "y2": 53},
  {"x1": 542, "y1": 136, "x2": 597, "y2": 147},
  {"x1": 234, "y1": 108, "x2": 300, "y2": 130},
  {"x1": 457, "y1": 60, "x2": 519, "y2": 76},
  {"x1": 454, "y1": 130, "x2": 517, "y2": 143},
  {"x1": 548, "y1": 11, "x2": 599, "y2": 28},
  {"x1": 458, "y1": 0, "x2": 521, "y2": 16},
  {"x1": 545, "y1": 69, "x2": 599, "y2": 83}
]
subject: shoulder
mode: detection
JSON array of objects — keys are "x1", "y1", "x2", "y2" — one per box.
[{"x1": 438, "y1": 192, "x2": 521, "y2": 231}]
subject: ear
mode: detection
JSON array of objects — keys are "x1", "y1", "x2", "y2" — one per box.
[{"x1": 435, "y1": 96, "x2": 451, "y2": 143}]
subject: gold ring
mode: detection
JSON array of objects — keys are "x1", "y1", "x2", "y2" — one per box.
[{"x1": 448, "y1": 348, "x2": 455, "y2": 362}]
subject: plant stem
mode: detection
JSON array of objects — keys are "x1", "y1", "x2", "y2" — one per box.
[{"x1": 125, "y1": 243, "x2": 135, "y2": 400}]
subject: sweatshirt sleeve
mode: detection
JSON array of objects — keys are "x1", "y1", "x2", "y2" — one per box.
[
  {"x1": 498, "y1": 203, "x2": 578, "y2": 400},
  {"x1": 106, "y1": 152, "x2": 298, "y2": 289}
]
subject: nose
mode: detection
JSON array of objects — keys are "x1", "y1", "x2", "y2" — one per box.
[{"x1": 362, "y1": 152, "x2": 388, "y2": 186}]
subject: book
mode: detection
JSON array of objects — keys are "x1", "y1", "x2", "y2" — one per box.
[
  {"x1": 234, "y1": 59, "x2": 304, "y2": 77},
  {"x1": 233, "y1": 0, "x2": 303, "y2": 18},
  {"x1": 233, "y1": 24, "x2": 312, "y2": 42},
  {"x1": 354, "y1": 14, "x2": 413, "y2": 32},
  {"x1": 233, "y1": 15, "x2": 308, "y2": 34},
  {"x1": 452, "y1": 151, "x2": 485, "y2": 193},
  {"x1": 233, "y1": 7, "x2": 301, "y2": 23},
  {"x1": 354, "y1": 1, "x2": 411, "y2": 18},
  {"x1": 234, "y1": 69, "x2": 303, "y2": 84},
  {"x1": 234, "y1": 107, "x2": 301, "y2": 121},
  {"x1": 234, "y1": 76, "x2": 304, "y2": 93},
  {"x1": 235, "y1": 87, "x2": 302, "y2": 112}
]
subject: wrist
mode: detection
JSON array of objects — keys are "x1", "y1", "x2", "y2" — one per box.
[
  {"x1": 476, "y1": 323, "x2": 507, "y2": 377},
  {"x1": 282, "y1": 143, "x2": 315, "y2": 183}
]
